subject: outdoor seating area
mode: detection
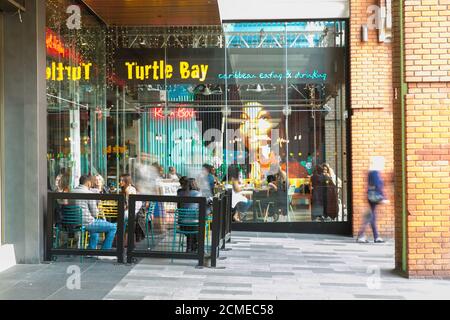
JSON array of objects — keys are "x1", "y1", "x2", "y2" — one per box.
[{"x1": 46, "y1": 191, "x2": 232, "y2": 267}]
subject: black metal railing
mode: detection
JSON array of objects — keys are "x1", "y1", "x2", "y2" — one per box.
[
  {"x1": 210, "y1": 190, "x2": 232, "y2": 267},
  {"x1": 126, "y1": 195, "x2": 207, "y2": 267},
  {"x1": 45, "y1": 192, "x2": 126, "y2": 263}
]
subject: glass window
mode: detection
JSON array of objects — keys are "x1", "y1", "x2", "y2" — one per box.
[{"x1": 46, "y1": 3, "x2": 349, "y2": 226}]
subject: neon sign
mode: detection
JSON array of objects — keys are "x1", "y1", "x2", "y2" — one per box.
[
  {"x1": 152, "y1": 108, "x2": 195, "y2": 120},
  {"x1": 46, "y1": 28, "x2": 83, "y2": 63}
]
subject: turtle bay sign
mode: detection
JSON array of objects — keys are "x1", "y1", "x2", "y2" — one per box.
[{"x1": 115, "y1": 47, "x2": 344, "y2": 85}]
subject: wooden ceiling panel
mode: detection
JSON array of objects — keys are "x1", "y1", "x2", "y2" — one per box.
[{"x1": 82, "y1": 0, "x2": 221, "y2": 26}]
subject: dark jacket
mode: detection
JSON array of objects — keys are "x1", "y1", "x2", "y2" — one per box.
[{"x1": 368, "y1": 170, "x2": 385, "y2": 201}]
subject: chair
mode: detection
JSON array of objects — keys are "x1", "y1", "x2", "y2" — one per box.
[
  {"x1": 54, "y1": 205, "x2": 88, "y2": 249},
  {"x1": 291, "y1": 177, "x2": 312, "y2": 211},
  {"x1": 98, "y1": 200, "x2": 119, "y2": 244},
  {"x1": 263, "y1": 201, "x2": 276, "y2": 222},
  {"x1": 145, "y1": 202, "x2": 156, "y2": 249},
  {"x1": 99, "y1": 200, "x2": 119, "y2": 221},
  {"x1": 251, "y1": 190, "x2": 266, "y2": 222},
  {"x1": 287, "y1": 185, "x2": 297, "y2": 222},
  {"x1": 172, "y1": 208, "x2": 199, "y2": 253}
]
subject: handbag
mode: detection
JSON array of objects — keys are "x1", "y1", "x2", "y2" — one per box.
[{"x1": 368, "y1": 187, "x2": 384, "y2": 203}]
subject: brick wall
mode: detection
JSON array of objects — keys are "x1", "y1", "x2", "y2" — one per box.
[
  {"x1": 350, "y1": 0, "x2": 395, "y2": 238},
  {"x1": 405, "y1": 83, "x2": 450, "y2": 277},
  {"x1": 393, "y1": 0, "x2": 450, "y2": 278},
  {"x1": 404, "y1": 0, "x2": 450, "y2": 278}
]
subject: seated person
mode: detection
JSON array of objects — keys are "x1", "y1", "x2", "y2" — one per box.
[
  {"x1": 71, "y1": 175, "x2": 117, "y2": 250},
  {"x1": 167, "y1": 166, "x2": 181, "y2": 180},
  {"x1": 265, "y1": 174, "x2": 287, "y2": 218},
  {"x1": 267, "y1": 175, "x2": 278, "y2": 191},
  {"x1": 231, "y1": 177, "x2": 253, "y2": 222}
]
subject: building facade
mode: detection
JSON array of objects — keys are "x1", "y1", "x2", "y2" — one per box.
[{"x1": 0, "y1": 0, "x2": 449, "y2": 278}]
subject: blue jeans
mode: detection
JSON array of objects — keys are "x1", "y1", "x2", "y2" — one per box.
[
  {"x1": 358, "y1": 202, "x2": 379, "y2": 239},
  {"x1": 85, "y1": 219, "x2": 117, "y2": 250}
]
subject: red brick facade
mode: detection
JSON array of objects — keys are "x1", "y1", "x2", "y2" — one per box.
[
  {"x1": 400, "y1": 0, "x2": 450, "y2": 278},
  {"x1": 350, "y1": 0, "x2": 395, "y2": 238}
]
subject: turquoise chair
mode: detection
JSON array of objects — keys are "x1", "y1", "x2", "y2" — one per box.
[
  {"x1": 54, "y1": 205, "x2": 87, "y2": 249},
  {"x1": 145, "y1": 202, "x2": 156, "y2": 249},
  {"x1": 172, "y1": 208, "x2": 199, "y2": 253}
]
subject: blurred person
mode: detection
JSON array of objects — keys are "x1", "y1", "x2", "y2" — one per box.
[
  {"x1": 203, "y1": 164, "x2": 215, "y2": 196},
  {"x1": 135, "y1": 160, "x2": 160, "y2": 195},
  {"x1": 357, "y1": 156, "x2": 389, "y2": 243},
  {"x1": 151, "y1": 162, "x2": 165, "y2": 179},
  {"x1": 167, "y1": 166, "x2": 181, "y2": 180},
  {"x1": 71, "y1": 175, "x2": 117, "y2": 250},
  {"x1": 231, "y1": 176, "x2": 253, "y2": 222},
  {"x1": 158, "y1": 166, "x2": 165, "y2": 179}
]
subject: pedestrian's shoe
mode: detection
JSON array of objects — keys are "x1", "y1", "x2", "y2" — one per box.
[
  {"x1": 356, "y1": 237, "x2": 368, "y2": 243},
  {"x1": 374, "y1": 237, "x2": 385, "y2": 243}
]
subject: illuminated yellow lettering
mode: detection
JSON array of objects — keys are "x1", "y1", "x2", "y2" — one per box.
[
  {"x1": 180, "y1": 61, "x2": 190, "y2": 79},
  {"x1": 191, "y1": 65, "x2": 200, "y2": 79},
  {"x1": 83, "y1": 63, "x2": 92, "y2": 80},
  {"x1": 152, "y1": 61, "x2": 160, "y2": 80},
  {"x1": 52, "y1": 62, "x2": 56, "y2": 80},
  {"x1": 165, "y1": 64, "x2": 173, "y2": 79},
  {"x1": 125, "y1": 62, "x2": 136, "y2": 79},
  {"x1": 72, "y1": 66, "x2": 81, "y2": 81},
  {"x1": 145, "y1": 65, "x2": 152, "y2": 79},
  {"x1": 136, "y1": 65, "x2": 145, "y2": 80},
  {"x1": 56, "y1": 62, "x2": 64, "y2": 81},
  {"x1": 65, "y1": 66, "x2": 72, "y2": 80},
  {"x1": 159, "y1": 60, "x2": 165, "y2": 80},
  {"x1": 46, "y1": 67, "x2": 52, "y2": 80},
  {"x1": 200, "y1": 65, "x2": 209, "y2": 82}
]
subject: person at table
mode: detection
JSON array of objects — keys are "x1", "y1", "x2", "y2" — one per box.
[
  {"x1": 210, "y1": 166, "x2": 221, "y2": 188},
  {"x1": 177, "y1": 178, "x2": 202, "y2": 252},
  {"x1": 91, "y1": 174, "x2": 109, "y2": 194},
  {"x1": 166, "y1": 166, "x2": 181, "y2": 180},
  {"x1": 55, "y1": 168, "x2": 71, "y2": 193},
  {"x1": 267, "y1": 175, "x2": 278, "y2": 191},
  {"x1": 71, "y1": 175, "x2": 117, "y2": 250},
  {"x1": 120, "y1": 174, "x2": 140, "y2": 220},
  {"x1": 231, "y1": 176, "x2": 253, "y2": 222}
]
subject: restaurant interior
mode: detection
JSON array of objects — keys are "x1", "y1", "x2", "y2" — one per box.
[{"x1": 46, "y1": 0, "x2": 350, "y2": 232}]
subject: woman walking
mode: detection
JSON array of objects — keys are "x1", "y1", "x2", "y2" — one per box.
[{"x1": 357, "y1": 157, "x2": 389, "y2": 243}]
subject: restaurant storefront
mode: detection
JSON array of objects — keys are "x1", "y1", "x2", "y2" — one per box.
[
  {"x1": 46, "y1": 0, "x2": 350, "y2": 234},
  {"x1": 2, "y1": 0, "x2": 449, "y2": 279}
]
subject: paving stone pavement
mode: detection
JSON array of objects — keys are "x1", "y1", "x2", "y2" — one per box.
[{"x1": 1, "y1": 232, "x2": 450, "y2": 300}]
